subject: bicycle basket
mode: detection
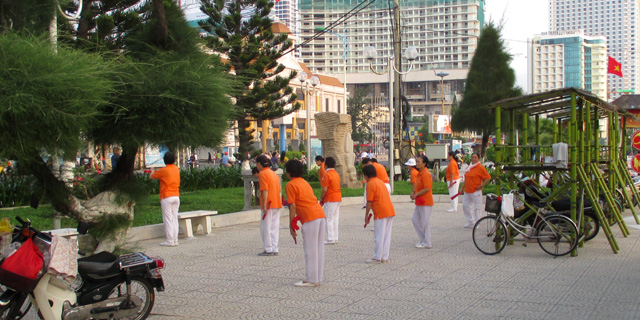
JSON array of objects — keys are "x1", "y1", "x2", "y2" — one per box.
[{"x1": 485, "y1": 194, "x2": 501, "y2": 214}]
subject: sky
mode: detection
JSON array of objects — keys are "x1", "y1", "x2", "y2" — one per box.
[{"x1": 484, "y1": 0, "x2": 550, "y2": 92}]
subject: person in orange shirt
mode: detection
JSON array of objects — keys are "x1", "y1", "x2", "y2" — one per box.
[
  {"x1": 461, "y1": 153, "x2": 491, "y2": 228},
  {"x1": 363, "y1": 165, "x2": 396, "y2": 263},
  {"x1": 446, "y1": 151, "x2": 461, "y2": 212},
  {"x1": 257, "y1": 155, "x2": 283, "y2": 256},
  {"x1": 410, "y1": 155, "x2": 434, "y2": 249},
  {"x1": 286, "y1": 160, "x2": 326, "y2": 287},
  {"x1": 370, "y1": 158, "x2": 391, "y2": 193},
  {"x1": 315, "y1": 156, "x2": 325, "y2": 183},
  {"x1": 320, "y1": 157, "x2": 342, "y2": 244},
  {"x1": 150, "y1": 152, "x2": 181, "y2": 247},
  {"x1": 404, "y1": 158, "x2": 419, "y2": 191}
]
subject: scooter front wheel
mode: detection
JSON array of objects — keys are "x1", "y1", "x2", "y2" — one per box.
[{"x1": 108, "y1": 277, "x2": 155, "y2": 320}]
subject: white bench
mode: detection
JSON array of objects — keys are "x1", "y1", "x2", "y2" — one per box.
[{"x1": 178, "y1": 210, "x2": 218, "y2": 239}]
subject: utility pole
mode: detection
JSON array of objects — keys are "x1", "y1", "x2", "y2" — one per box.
[{"x1": 391, "y1": 0, "x2": 402, "y2": 183}]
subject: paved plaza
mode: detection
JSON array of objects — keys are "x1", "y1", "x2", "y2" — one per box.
[{"x1": 138, "y1": 199, "x2": 640, "y2": 320}]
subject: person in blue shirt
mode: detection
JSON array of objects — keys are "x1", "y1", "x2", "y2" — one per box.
[
  {"x1": 221, "y1": 152, "x2": 231, "y2": 167},
  {"x1": 111, "y1": 148, "x2": 121, "y2": 171}
]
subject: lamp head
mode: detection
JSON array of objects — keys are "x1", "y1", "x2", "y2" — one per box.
[
  {"x1": 298, "y1": 71, "x2": 308, "y2": 82},
  {"x1": 364, "y1": 46, "x2": 377, "y2": 61},
  {"x1": 310, "y1": 75, "x2": 320, "y2": 87},
  {"x1": 404, "y1": 46, "x2": 418, "y2": 61}
]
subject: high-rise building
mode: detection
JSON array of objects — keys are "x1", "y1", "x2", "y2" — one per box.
[
  {"x1": 528, "y1": 30, "x2": 608, "y2": 99},
  {"x1": 549, "y1": 0, "x2": 639, "y2": 100},
  {"x1": 298, "y1": 0, "x2": 485, "y2": 133}
]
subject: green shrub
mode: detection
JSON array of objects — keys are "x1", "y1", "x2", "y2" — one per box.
[
  {"x1": 304, "y1": 167, "x2": 320, "y2": 182},
  {"x1": 0, "y1": 173, "x2": 37, "y2": 208},
  {"x1": 179, "y1": 166, "x2": 242, "y2": 192}
]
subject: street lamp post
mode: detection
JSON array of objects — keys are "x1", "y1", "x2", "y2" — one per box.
[
  {"x1": 298, "y1": 72, "x2": 320, "y2": 170},
  {"x1": 436, "y1": 71, "x2": 449, "y2": 142},
  {"x1": 364, "y1": 45, "x2": 419, "y2": 193}
]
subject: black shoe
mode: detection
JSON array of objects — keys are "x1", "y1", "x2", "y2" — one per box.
[{"x1": 258, "y1": 251, "x2": 277, "y2": 256}]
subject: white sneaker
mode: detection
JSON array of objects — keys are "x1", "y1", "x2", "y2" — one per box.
[
  {"x1": 160, "y1": 241, "x2": 177, "y2": 247},
  {"x1": 464, "y1": 223, "x2": 474, "y2": 228},
  {"x1": 446, "y1": 208, "x2": 456, "y2": 212}
]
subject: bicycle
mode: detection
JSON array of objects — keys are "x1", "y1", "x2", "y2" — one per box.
[{"x1": 472, "y1": 193, "x2": 579, "y2": 257}]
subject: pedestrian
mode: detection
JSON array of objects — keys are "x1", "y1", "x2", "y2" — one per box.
[
  {"x1": 257, "y1": 155, "x2": 283, "y2": 256},
  {"x1": 111, "y1": 148, "x2": 121, "y2": 171},
  {"x1": 461, "y1": 153, "x2": 491, "y2": 228},
  {"x1": 280, "y1": 151, "x2": 287, "y2": 165},
  {"x1": 446, "y1": 151, "x2": 461, "y2": 212},
  {"x1": 363, "y1": 165, "x2": 395, "y2": 263},
  {"x1": 208, "y1": 152, "x2": 213, "y2": 164},
  {"x1": 221, "y1": 152, "x2": 232, "y2": 168},
  {"x1": 321, "y1": 157, "x2": 341, "y2": 244},
  {"x1": 370, "y1": 158, "x2": 390, "y2": 193},
  {"x1": 410, "y1": 155, "x2": 433, "y2": 249},
  {"x1": 315, "y1": 156, "x2": 325, "y2": 182},
  {"x1": 286, "y1": 159, "x2": 326, "y2": 287},
  {"x1": 150, "y1": 151, "x2": 181, "y2": 247},
  {"x1": 361, "y1": 158, "x2": 372, "y2": 208},
  {"x1": 404, "y1": 158, "x2": 418, "y2": 190},
  {"x1": 271, "y1": 151, "x2": 280, "y2": 168}
]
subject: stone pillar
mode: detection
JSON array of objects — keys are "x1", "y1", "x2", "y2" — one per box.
[
  {"x1": 242, "y1": 168, "x2": 284, "y2": 210},
  {"x1": 315, "y1": 112, "x2": 360, "y2": 188}
]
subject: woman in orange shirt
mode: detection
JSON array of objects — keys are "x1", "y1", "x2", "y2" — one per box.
[
  {"x1": 410, "y1": 155, "x2": 433, "y2": 249},
  {"x1": 321, "y1": 157, "x2": 342, "y2": 244},
  {"x1": 315, "y1": 156, "x2": 326, "y2": 182},
  {"x1": 404, "y1": 158, "x2": 419, "y2": 191},
  {"x1": 461, "y1": 153, "x2": 491, "y2": 228},
  {"x1": 286, "y1": 160, "x2": 326, "y2": 287},
  {"x1": 446, "y1": 151, "x2": 461, "y2": 212},
  {"x1": 150, "y1": 152, "x2": 181, "y2": 247},
  {"x1": 363, "y1": 165, "x2": 396, "y2": 263},
  {"x1": 257, "y1": 155, "x2": 283, "y2": 256}
]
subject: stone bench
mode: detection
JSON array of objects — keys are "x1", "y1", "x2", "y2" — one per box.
[{"x1": 178, "y1": 210, "x2": 218, "y2": 239}]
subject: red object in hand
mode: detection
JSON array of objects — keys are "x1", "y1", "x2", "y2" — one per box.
[
  {"x1": 319, "y1": 201, "x2": 324, "y2": 206},
  {"x1": 282, "y1": 195, "x2": 288, "y2": 207},
  {"x1": 364, "y1": 213, "x2": 373, "y2": 228},
  {"x1": 451, "y1": 192, "x2": 463, "y2": 200},
  {"x1": 262, "y1": 200, "x2": 272, "y2": 220},
  {"x1": 291, "y1": 216, "x2": 301, "y2": 230},
  {"x1": 415, "y1": 197, "x2": 426, "y2": 205}
]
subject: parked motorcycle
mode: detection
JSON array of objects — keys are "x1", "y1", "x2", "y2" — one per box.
[{"x1": 0, "y1": 217, "x2": 165, "y2": 320}]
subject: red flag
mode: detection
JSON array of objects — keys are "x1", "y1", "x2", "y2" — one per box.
[{"x1": 608, "y1": 56, "x2": 623, "y2": 77}]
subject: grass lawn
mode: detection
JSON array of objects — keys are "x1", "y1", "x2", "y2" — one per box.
[{"x1": 1, "y1": 180, "x2": 496, "y2": 230}]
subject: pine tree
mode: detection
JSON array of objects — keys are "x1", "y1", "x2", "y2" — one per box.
[
  {"x1": 199, "y1": 0, "x2": 300, "y2": 163},
  {"x1": 451, "y1": 23, "x2": 521, "y2": 157},
  {"x1": 347, "y1": 87, "x2": 374, "y2": 143}
]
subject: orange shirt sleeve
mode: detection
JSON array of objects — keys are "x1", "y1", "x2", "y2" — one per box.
[
  {"x1": 416, "y1": 170, "x2": 433, "y2": 206},
  {"x1": 286, "y1": 178, "x2": 325, "y2": 224}
]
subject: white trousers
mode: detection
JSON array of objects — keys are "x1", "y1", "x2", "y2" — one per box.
[
  {"x1": 302, "y1": 218, "x2": 326, "y2": 283},
  {"x1": 412, "y1": 205, "x2": 432, "y2": 247},
  {"x1": 161, "y1": 196, "x2": 180, "y2": 244},
  {"x1": 373, "y1": 216, "x2": 394, "y2": 260},
  {"x1": 463, "y1": 190, "x2": 483, "y2": 224},
  {"x1": 447, "y1": 178, "x2": 461, "y2": 211},
  {"x1": 324, "y1": 202, "x2": 341, "y2": 242},
  {"x1": 260, "y1": 208, "x2": 280, "y2": 253}
]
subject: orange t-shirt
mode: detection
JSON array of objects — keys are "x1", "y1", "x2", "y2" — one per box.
[
  {"x1": 372, "y1": 162, "x2": 390, "y2": 184},
  {"x1": 151, "y1": 164, "x2": 180, "y2": 200},
  {"x1": 366, "y1": 177, "x2": 396, "y2": 220},
  {"x1": 259, "y1": 168, "x2": 283, "y2": 209},
  {"x1": 410, "y1": 168, "x2": 419, "y2": 186},
  {"x1": 464, "y1": 164, "x2": 491, "y2": 194},
  {"x1": 445, "y1": 160, "x2": 460, "y2": 181},
  {"x1": 286, "y1": 177, "x2": 325, "y2": 224},
  {"x1": 415, "y1": 168, "x2": 434, "y2": 206},
  {"x1": 318, "y1": 162, "x2": 326, "y2": 183},
  {"x1": 321, "y1": 169, "x2": 342, "y2": 202}
]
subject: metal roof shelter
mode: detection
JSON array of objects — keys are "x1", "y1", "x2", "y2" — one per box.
[{"x1": 486, "y1": 88, "x2": 640, "y2": 255}]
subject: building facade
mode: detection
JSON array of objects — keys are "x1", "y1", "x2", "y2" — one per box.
[
  {"x1": 528, "y1": 31, "x2": 607, "y2": 99},
  {"x1": 549, "y1": 0, "x2": 640, "y2": 100}
]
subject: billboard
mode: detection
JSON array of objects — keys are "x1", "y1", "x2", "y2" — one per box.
[{"x1": 430, "y1": 114, "x2": 452, "y2": 134}]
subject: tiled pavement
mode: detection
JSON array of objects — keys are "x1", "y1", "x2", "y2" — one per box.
[{"x1": 138, "y1": 199, "x2": 640, "y2": 320}]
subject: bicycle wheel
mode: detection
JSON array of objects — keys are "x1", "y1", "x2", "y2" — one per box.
[
  {"x1": 537, "y1": 215, "x2": 578, "y2": 257},
  {"x1": 472, "y1": 216, "x2": 508, "y2": 255},
  {"x1": 582, "y1": 212, "x2": 600, "y2": 242}
]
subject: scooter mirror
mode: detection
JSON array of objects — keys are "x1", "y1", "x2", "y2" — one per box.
[{"x1": 77, "y1": 221, "x2": 89, "y2": 235}]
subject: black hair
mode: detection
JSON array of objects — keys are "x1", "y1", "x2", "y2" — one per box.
[
  {"x1": 448, "y1": 151, "x2": 456, "y2": 158},
  {"x1": 256, "y1": 155, "x2": 272, "y2": 168},
  {"x1": 272, "y1": 151, "x2": 278, "y2": 157},
  {"x1": 315, "y1": 155, "x2": 324, "y2": 162},
  {"x1": 163, "y1": 152, "x2": 176, "y2": 165},
  {"x1": 370, "y1": 158, "x2": 378, "y2": 163},
  {"x1": 285, "y1": 159, "x2": 304, "y2": 177},
  {"x1": 361, "y1": 158, "x2": 371, "y2": 165},
  {"x1": 325, "y1": 157, "x2": 336, "y2": 168},
  {"x1": 362, "y1": 164, "x2": 377, "y2": 178},
  {"x1": 280, "y1": 152, "x2": 286, "y2": 162},
  {"x1": 251, "y1": 167, "x2": 259, "y2": 175},
  {"x1": 417, "y1": 154, "x2": 429, "y2": 165}
]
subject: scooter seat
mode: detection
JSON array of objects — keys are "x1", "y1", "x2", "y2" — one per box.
[{"x1": 78, "y1": 251, "x2": 120, "y2": 276}]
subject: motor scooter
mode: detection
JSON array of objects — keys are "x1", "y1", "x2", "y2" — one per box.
[{"x1": 0, "y1": 217, "x2": 165, "y2": 320}]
